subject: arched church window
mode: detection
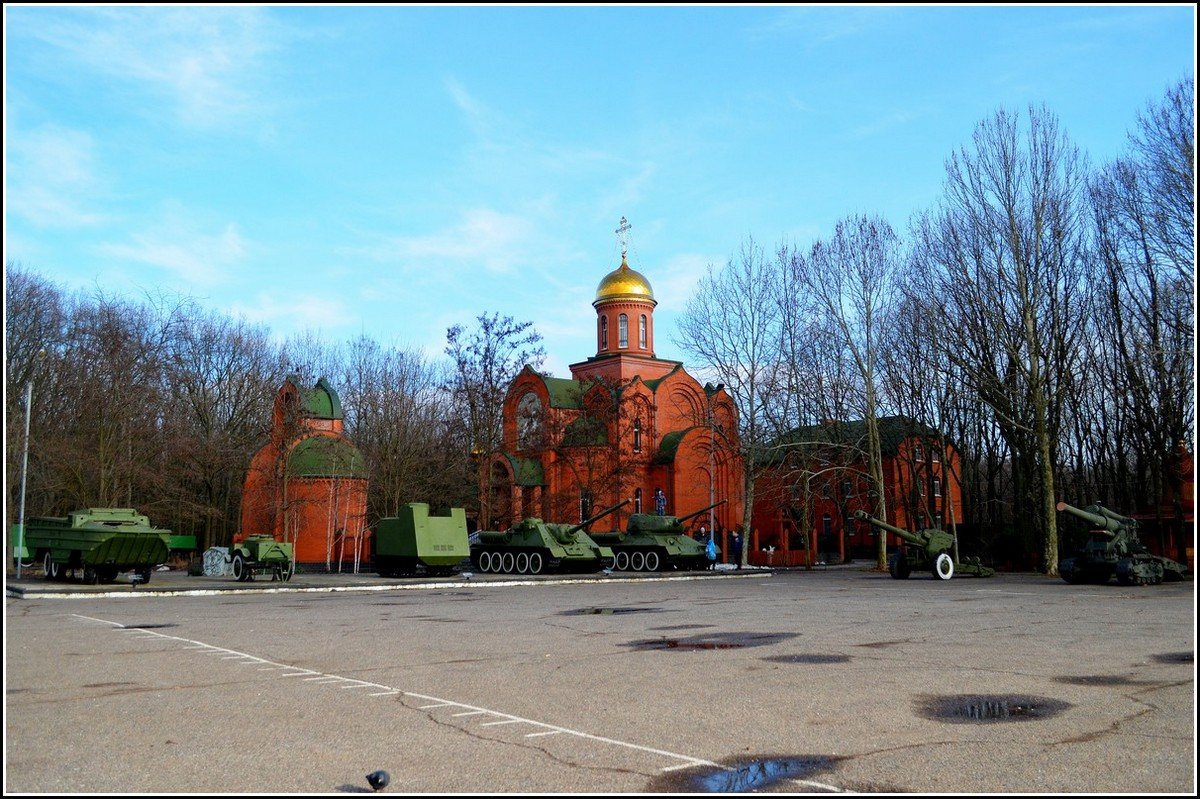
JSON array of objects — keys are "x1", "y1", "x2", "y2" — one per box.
[
  {"x1": 517, "y1": 392, "x2": 543, "y2": 449},
  {"x1": 600, "y1": 315, "x2": 609, "y2": 351},
  {"x1": 639, "y1": 314, "x2": 647, "y2": 349},
  {"x1": 634, "y1": 488, "x2": 643, "y2": 513},
  {"x1": 618, "y1": 314, "x2": 628, "y2": 348},
  {"x1": 633, "y1": 418, "x2": 642, "y2": 452}
]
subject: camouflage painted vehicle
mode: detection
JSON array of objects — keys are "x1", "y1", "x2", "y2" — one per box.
[
  {"x1": 18, "y1": 508, "x2": 172, "y2": 584},
  {"x1": 228, "y1": 534, "x2": 295, "y2": 582},
  {"x1": 853, "y1": 510, "x2": 994, "y2": 580},
  {"x1": 1056, "y1": 501, "x2": 1189, "y2": 585},
  {"x1": 591, "y1": 501, "x2": 726, "y2": 572},
  {"x1": 470, "y1": 501, "x2": 625, "y2": 575},
  {"x1": 373, "y1": 503, "x2": 470, "y2": 577}
]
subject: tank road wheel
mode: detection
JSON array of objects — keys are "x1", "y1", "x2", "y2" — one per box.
[
  {"x1": 933, "y1": 553, "x2": 954, "y2": 581},
  {"x1": 645, "y1": 551, "x2": 661, "y2": 572},
  {"x1": 82, "y1": 566, "x2": 99, "y2": 585},
  {"x1": 615, "y1": 551, "x2": 630, "y2": 571},
  {"x1": 631, "y1": 551, "x2": 646, "y2": 571},
  {"x1": 43, "y1": 552, "x2": 60, "y2": 581},
  {"x1": 232, "y1": 553, "x2": 250, "y2": 582},
  {"x1": 528, "y1": 552, "x2": 544, "y2": 575},
  {"x1": 516, "y1": 552, "x2": 530, "y2": 574},
  {"x1": 137, "y1": 568, "x2": 153, "y2": 585},
  {"x1": 501, "y1": 551, "x2": 515, "y2": 574}
]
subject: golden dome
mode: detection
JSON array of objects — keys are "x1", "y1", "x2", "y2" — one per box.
[{"x1": 594, "y1": 256, "x2": 656, "y2": 305}]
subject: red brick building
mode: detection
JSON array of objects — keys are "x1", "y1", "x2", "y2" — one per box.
[
  {"x1": 482, "y1": 251, "x2": 744, "y2": 538},
  {"x1": 750, "y1": 417, "x2": 965, "y2": 566},
  {"x1": 240, "y1": 375, "x2": 369, "y2": 569}
]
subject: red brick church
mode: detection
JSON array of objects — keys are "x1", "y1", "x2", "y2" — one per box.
[{"x1": 482, "y1": 221, "x2": 744, "y2": 537}]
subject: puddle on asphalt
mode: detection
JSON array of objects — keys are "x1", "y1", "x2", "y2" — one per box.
[
  {"x1": 1054, "y1": 674, "x2": 1139, "y2": 686},
  {"x1": 647, "y1": 754, "x2": 839, "y2": 792},
  {"x1": 624, "y1": 632, "x2": 798, "y2": 651},
  {"x1": 119, "y1": 623, "x2": 178, "y2": 629},
  {"x1": 566, "y1": 607, "x2": 663, "y2": 616},
  {"x1": 917, "y1": 694, "x2": 1070, "y2": 723},
  {"x1": 1151, "y1": 652, "x2": 1193, "y2": 664},
  {"x1": 761, "y1": 653, "x2": 851, "y2": 665}
]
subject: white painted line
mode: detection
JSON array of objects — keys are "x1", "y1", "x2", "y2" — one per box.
[
  {"x1": 453, "y1": 710, "x2": 487, "y2": 717},
  {"x1": 525, "y1": 730, "x2": 563, "y2": 738},
  {"x1": 418, "y1": 702, "x2": 455, "y2": 709},
  {"x1": 480, "y1": 719, "x2": 523, "y2": 727},
  {"x1": 661, "y1": 763, "x2": 702, "y2": 772},
  {"x1": 791, "y1": 777, "x2": 849, "y2": 792},
  {"x1": 369, "y1": 691, "x2": 400, "y2": 697}
]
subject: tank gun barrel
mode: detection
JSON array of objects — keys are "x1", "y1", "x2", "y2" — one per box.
[
  {"x1": 1055, "y1": 501, "x2": 1127, "y2": 534},
  {"x1": 569, "y1": 499, "x2": 632, "y2": 534},
  {"x1": 852, "y1": 510, "x2": 921, "y2": 545},
  {"x1": 677, "y1": 500, "x2": 728, "y2": 525}
]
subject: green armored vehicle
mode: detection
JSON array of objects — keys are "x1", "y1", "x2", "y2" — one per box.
[
  {"x1": 229, "y1": 534, "x2": 295, "y2": 582},
  {"x1": 373, "y1": 503, "x2": 470, "y2": 577},
  {"x1": 592, "y1": 501, "x2": 726, "y2": 571},
  {"x1": 1056, "y1": 501, "x2": 1189, "y2": 585},
  {"x1": 853, "y1": 510, "x2": 994, "y2": 580},
  {"x1": 471, "y1": 501, "x2": 625, "y2": 575},
  {"x1": 17, "y1": 508, "x2": 172, "y2": 584}
]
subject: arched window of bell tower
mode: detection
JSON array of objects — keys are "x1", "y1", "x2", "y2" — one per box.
[
  {"x1": 618, "y1": 314, "x2": 628, "y2": 348},
  {"x1": 639, "y1": 314, "x2": 647, "y2": 349},
  {"x1": 600, "y1": 315, "x2": 609, "y2": 351}
]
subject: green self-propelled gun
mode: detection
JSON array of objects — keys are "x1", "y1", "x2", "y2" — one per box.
[{"x1": 470, "y1": 501, "x2": 626, "y2": 575}]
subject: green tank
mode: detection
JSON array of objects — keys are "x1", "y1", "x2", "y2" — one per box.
[
  {"x1": 228, "y1": 534, "x2": 295, "y2": 582},
  {"x1": 470, "y1": 501, "x2": 625, "y2": 575},
  {"x1": 373, "y1": 503, "x2": 470, "y2": 577},
  {"x1": 591, "y1": 501, "x2": 727, "y2": 572},
  {"x1": 17, "y1": 508, "x2": 172, "y2": 585},
  {"x1": 1056, "y1": 501, "x2": 1189, "y2": 585},
  {"x1": 853, "y1": 510, "x2": 994, "y2": 580}
]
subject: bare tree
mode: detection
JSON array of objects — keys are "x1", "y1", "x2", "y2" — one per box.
[
  {"x1": 675, "y1": 237, "x2": 779, "y2": 567},
  {"x1": 908, "y1": 105, "x2": 1091, "y2": 575},
  {"x1": 445, "y1": 313, "x2": 545, "y2": 529}
]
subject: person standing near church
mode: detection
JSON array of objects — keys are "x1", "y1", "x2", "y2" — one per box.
[
  {"x1": 654, "y1": 487, "x2": 666, "y2": 516},
  {"x1": 731, "y1": 528, "x2": 744, "y2": 570}
]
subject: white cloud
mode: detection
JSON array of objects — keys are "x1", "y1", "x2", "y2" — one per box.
[
  {"x1": 372, "y1": 208, "x2": 538, "y2": 275},
  {"x1": 228, "y1": 290, "x2": 355, "y2": 334},
  {"x1": 32, "y1": 7, "x2": 281, "y2": 129},
  {"x1": 97, "y1": 217, "x2": 247, "y2": 286},
  {"x1": 6, "y1": 125, "x2": 107, "y2": 228}
]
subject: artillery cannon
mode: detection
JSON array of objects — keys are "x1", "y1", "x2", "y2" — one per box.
[
  {"x1": 592, "y1": 500, "x2": 727, "y2": 571},
  {"x1": 1055, "y1": 501, "x2": 1189, "y2": 585},
  {"x1": 853, "y1": 510, "x2": 994, "y2": 580},
  {"x1": 228, "y1": 534, "x2": 295, "y2": 582},
  {"x1": 470, "y1": 500, "x2": 625, "y2": 575}
]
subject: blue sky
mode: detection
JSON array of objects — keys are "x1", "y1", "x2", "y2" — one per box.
[{"x1": 4, "y1": 5, "x2": 1195, "y2": 376}]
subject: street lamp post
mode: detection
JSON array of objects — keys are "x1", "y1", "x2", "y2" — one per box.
[{"x1": 16, "y1": 379, "x2": 34, "y2": 580}]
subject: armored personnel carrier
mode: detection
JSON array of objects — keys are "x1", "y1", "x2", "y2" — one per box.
[
  {"x1": 18, "y1": 507, "x2": 172, "y2": 584},
  {"x1": 470, "y1": 501, "x2": 625, "y2": 575},
  {"x1": 591, "y1": 501, "x2": 726, "y2": 571}
]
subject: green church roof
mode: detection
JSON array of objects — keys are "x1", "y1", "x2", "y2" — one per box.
[{"x1": 287, "y1": 436, "x2": 367, "y2": 478}]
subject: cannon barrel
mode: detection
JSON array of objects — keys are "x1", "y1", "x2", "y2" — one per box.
[
  {"x1": 569, "y1": 499, "x2": 632, "y2": 534},
  {"x1": 852, "y1": 510, "x2": 923, "y2": 545},
  {"x1": 677, "y1": 500, "x2": 728, "y2": 525},
  {"x1": 1055, "y1": 501, "x2": 1126, "y2": 534}
]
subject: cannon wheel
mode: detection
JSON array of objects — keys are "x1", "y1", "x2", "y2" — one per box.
[
  {"x1": 281, "y1": 561, "x2": 294, "y2": 582},
  {"x1": 137, "y1": 568, "x2": 153, "y2": 585},
  {"x1": 82, "y1": 566, "x2": 99, "y2": 585},
  {"x1": 232, "y1": 553, "x2": 250, "y2": 582},
  {"x1": 889, "y1": 553, "x2": 911, "y2": 579},
  {"x1": 933, "y1": 553, "x2": 955, "y2": 580}
]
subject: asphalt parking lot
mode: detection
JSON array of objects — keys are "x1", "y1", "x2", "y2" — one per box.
[{"x1": 4, "y1": 566, "x2": 1196, "y2": 793}]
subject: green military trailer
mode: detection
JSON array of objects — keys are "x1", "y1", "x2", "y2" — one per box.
[
  {"x1": 228, "y1": 534, "x2": 295, "y2": 582},
  {"x1": 373, "y1": 503, "x2": 471, "y2": 577},
  {"x1": 16, "y1": 508, "x2": 172, "y2": 584}
]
